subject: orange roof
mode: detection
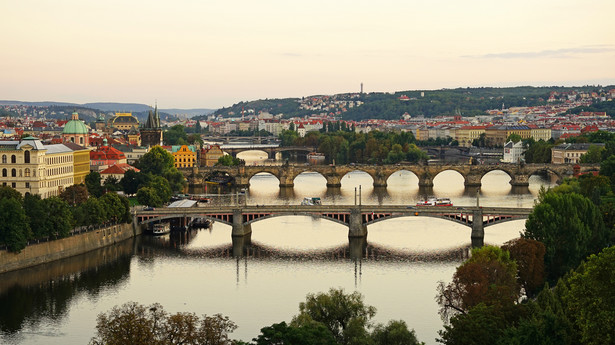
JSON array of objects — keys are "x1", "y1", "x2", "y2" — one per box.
[{"x1": 100, "y1": 163, "x2": 139, "y2": 175}]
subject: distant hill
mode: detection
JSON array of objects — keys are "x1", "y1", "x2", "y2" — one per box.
[{"x1": 0, "y1": 100, "x2": 215, "y2": 118}]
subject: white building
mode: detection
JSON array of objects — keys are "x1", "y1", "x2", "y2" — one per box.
[{"x1": 502, "y1": 140, "x2": 525, "y2": 163}]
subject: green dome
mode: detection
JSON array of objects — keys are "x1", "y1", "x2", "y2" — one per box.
[{"x1": 63, "y1": 119, "x2": 88, "y2": 135}]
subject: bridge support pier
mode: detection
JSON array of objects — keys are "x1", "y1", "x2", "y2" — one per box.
[
  {"x1": 471, "y1": 209, "x2": 484, "y2": 247},
  {"x1": 510, "y1": 174, "x2": 530, "y2": 187},
  {"x1": 232, "y1": 209, "x2": 252, "y2": 236},
  {"x1": 349, "y1": 208, "x2": 367, "y2": 237},
  {"x1": 418, "y1": 175, "x2": 434, "y2": 188},
  {"x1": 349, "y1": 237, "x2": 367, "y2": 260},
  {"x1": 464, "y1": 174, "x2": 482, "y2": 187},
  {"x1": 372, "y1": 175, "x2": 388, "y2": 188},
  {"x1": 325, "y1": 175, "x2": 342, "y2": 188},
  {"x1": 232, "y1": 232, "x2": 252, "y2": 257}
]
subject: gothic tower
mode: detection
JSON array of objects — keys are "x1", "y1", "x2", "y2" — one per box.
[{"x1": 140, "y1": 103, "x2": 163, "y2": 147}]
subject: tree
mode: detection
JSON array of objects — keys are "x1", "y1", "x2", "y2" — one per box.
[
  {"x1": 501, "y1": 238, "x2": 546, "y2": 297},
  {"x1": 164, "y1": 167, "x2": 187, "y2": 193},
  {"x1": 436, "y1": 246, "x2": 519, "y2": 322},
  {"x1": 24, "y1": 194, "x2": 48, "y2": 239},
  {"x1": 78, "y1": 197, "x2": 106, "y2": 227},
  {"x1": 564, "y1": 246, "x2": 615, "y2": 345},
  {"x1": 42, "y1": 197, "x2": 74, "y2": 238},
  {"x1": 0, "y1": 197, "x2": 30, "y2": 252},
  {"x1": 137, "y1": 187, "x2": 162, "y2": 207},
  {"x1": 90, "y1": 302, "x2": 237, "y2": 345},
  {"x1": 59, "y1": 184, "x2": 89, "y2": 206},
  {"x1": 291, "y1": 288, "x2": 376, "y2": 345},
  {"x1": 100, "y1": 193, "x2": 126, "y2": 223},
  {"x1": 135, "y1": 146, "x2": 175, "y2": 175},
  {"x1": 253, "y1": 321, "x2": 337, "y2": 345},
  {"x1": 507, "y1": 133, "x2": 522, "y2": 143},
  {"x1": 85, "y1": 171, "x2": 103, "y2": 198},
  {"x1": 579, "y1": 144, "x2": 605, "y2": 163},
  {"x1": 120, "y1": 170, "x2": 150, "y2": 195},
  {"x1": 0, "y1": 185, "x2": 23, "y2": 202},
  {"x1": 216, "y1": 155, "x2": 241, "y2": 166},
  {"x1": 103, "y1": 176, "x2": 121, "y2": 192},
  {"x1": 163, "y1": 125, "x2": 188, "y2": 145},
  {"x1": 523, "y1": 189, "x2": 609, "y2": 282},
  {"x1": 371, "y1": 320, "x2": 424, "y2": 345}
]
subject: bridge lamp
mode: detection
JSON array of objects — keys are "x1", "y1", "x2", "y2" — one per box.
[{"x1": 415, "y1": 212, "x2": 419, "y2": 216}]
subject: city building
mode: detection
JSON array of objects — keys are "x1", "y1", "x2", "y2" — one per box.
[
  {"x1": 0, "y1": 137, "x2": 76, "y2": 198},
  {"x1": 61, "y1": 111, "x2": 90, "y2": 146},
  {"x1": 90, "y1": 139, "x2": 127, "y2": 171},
  {"x1": 100, "y1": 163, "x2": 140, "y2": 183},
  {"x1": 140, "y1": 106, "x2": 163, "y2": 147},
  {"x1": 201, "y1": 144, "x2": 224, "y2": 167},
  {"x1": 63, "y1": 142, "x2": 91, "y2": 185},
  {"x1": 109, "y1": 112, "x2": 139, "y2": 131},
  {"x1": 551, "y1": 143, "x2": 605, "y2": 164},
  {"x1": 502, "y1": 141, "x2": 525, "y2": 163},
  {"x1": 172, "y1": 145, "x2": 197, "y2": 168}
]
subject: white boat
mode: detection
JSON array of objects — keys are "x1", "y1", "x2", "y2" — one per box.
[
  {"x1": 416, "y1": 197, "x2": 453, "y2": 207},
  {"x1": 152, "y1": 223, "x2": 171, "y2": 236},
  {"x1": 301, "y1": 197, "x2": 322, "y2": 206}
]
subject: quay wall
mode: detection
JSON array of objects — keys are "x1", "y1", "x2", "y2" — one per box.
[{"x1": 0, "y1": 222, "x2": 141, "y2": 274}]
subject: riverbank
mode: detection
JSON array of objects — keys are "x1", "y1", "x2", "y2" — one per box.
[{"x1": 0, "y1": 222, "x2": 141, "y2": 274}]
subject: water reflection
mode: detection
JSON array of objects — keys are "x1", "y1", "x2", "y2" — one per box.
[{"x1": 0, "y1": 239, "x2": 134, "y2": 343}]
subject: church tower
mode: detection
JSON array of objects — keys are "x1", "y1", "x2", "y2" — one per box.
[{"x1": 140, "y1": 103, "x2": 163, "y2": 147}]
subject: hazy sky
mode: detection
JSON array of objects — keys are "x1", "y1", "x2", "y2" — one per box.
[{"x1": 2, "y1": 0, "x2": 614, "y2": 109}]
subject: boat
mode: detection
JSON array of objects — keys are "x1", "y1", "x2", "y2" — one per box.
[
  {"x1": 191, "y1": 218, "x2": 213, "y2": 229},
  {"x1": 301, "y1": 197, "x2": 322, "y2": 206},
  {"x1": 151, "y1": 222, "x2": 171, "y2": 236},
  {"x1": 416, "y1": 197, "x2": 453, "y2": 206}
]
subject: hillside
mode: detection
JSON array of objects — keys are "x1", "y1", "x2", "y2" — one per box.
[{"x1": 204, "y1": 85, "x2": 614, "y2": 121}]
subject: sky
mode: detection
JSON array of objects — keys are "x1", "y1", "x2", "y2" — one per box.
[{"x1": 2, "y1": 0, "x2": 614, "y2": 109}]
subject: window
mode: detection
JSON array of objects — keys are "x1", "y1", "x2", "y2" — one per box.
[
  {"x1": 80, "y1": 137, "x2": 84, "y2": 145},
  {"x1": 11, "y1": 155, "x2": 16, "y2": 164},
  {"x1": 1, "y1": 155, "x2": 5, "y2": 163},
  {"x1": 25, "y1": 182, "x2": 30, "y2": 188},
  {"x1": 11, "y1": 169, "x2": 16, "y2": 177},
  {"x1": 25, "y1": 168, "x2": 30, "y2": 177},
  {"x1": 24, "y1": 150, "x2": 30, "y2": 163},
  {"x1": 1, "y1": 169, "x2": 5, "y2": 177},
  {"x1": 11, "y1": 183, "x2": 16, "y2": 188}
]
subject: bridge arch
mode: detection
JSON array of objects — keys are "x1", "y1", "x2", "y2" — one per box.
[
  {"x1": 244, "y1": 212, "x2": 350, "y2": 227},
  {"x1": 138, "y1": 214, "x2": 233, "y2": 227},
  {"x1": 291, "y1": 170, "x2": 328, "y2": 185},
  {"x1": 246, "y1": 170, "x2": 282, "y2": 183},
  {"x1": 384, "y1": 168, "x2": 421, "y2": 186},
  {"x1": 236, "y1": 149, "x2": 270, "y2": 161},
  {"x1": 365, "y1": 213, "x2": 474, "y2": 227}
]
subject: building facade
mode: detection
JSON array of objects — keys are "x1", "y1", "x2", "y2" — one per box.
[
  {"x1": 172, "y1": 145, "x2": 197, "y2": 168},
  {"x1": 140, "y1": 106, "x2": 163, "y2": 147},
  {"x1": 201, "y1": 144, "x2": 224, "y2": 167},
  {"x1": 551, "y1": 143, "x2": 605, "y2": 164}
]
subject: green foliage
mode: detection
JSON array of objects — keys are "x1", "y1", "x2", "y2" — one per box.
[
  {"x1": 0, "y1": 198, "x2": 30, "y2": 252},
  {"x1": 120, "y1": 169, "x2": 151, "y2": 195},
  {"x1": 501, "y1": 238, "x2": 546, "y2": 298},
  {"x1": 579, "y1": 144, "x2": 605, "y2": 163},
  {"x1": 135, "y1": 146, "x2": 175, "y2": 175},
  {"x1": 77, "y1": 197, "x2": 106, "y2": 227},
  {"x1": 0, "y1": 185, "x2": 23, "y2": 202},
  {"x1": 163, "y1": 124, "x2": 188, "y2": 145},
  {"x1": 85, "y1": 171, "x2": 103, "y2": 198},
  {"x1": 99, "y1": 193, "x2": 127, "y2": 223},
  {"x1": 564, "y1": 246, "x2": 615, "y2": 345},
  {"x1": 103, "y1": 176, "x2": 121, "y2": 192},
  {"x1": 59, "y1": 184, "x2": 89, "y2": 206},
  {"x1": 253, "y1": 321, "x2": 337, "y2": 345},
  {"x1": 523, "y1": 139, "x2": 553, "y2": 163},
  {"x1": 523, "y1": 189, "x2": 609, "y2": 282},
  {"x1": 42, "y1": 197, "x2": 74, "y2": 238},
  {"x1": 163, "y1": 167, "x2": 187, "y2": 193},
  {"x1": 216, "y1": 155, "x2": 242, "y2": 166},
  {"x1": 566, "y1": 100, "x2": 615, "y2": 117},
  {"x1": 24, "y1": 194, "x2": 47, "y2": 239},
  {"x1": 436, "y1": 246, "x2": 519, "y2": 322},
  {"x1": 137, "y1": 187, "x2": 162, "y2": 207},
  {"x1": 291, "y1": 288, "x2": 377, "y2": 345},
  {"x1": 90, "y1": 302, "x2": 237, "y2": 345},
  {"x1": 507, "y1": 133, "x2": 522, "y2": 143},
  {"x1": 371, "y1": 320, "x2": 424, "y2": 345}
]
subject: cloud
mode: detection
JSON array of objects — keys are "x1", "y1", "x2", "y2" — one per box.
[{"x1": 464, "y1": 45, "x2": 615, "y2": 59}]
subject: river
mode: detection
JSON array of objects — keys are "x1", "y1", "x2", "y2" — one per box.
[{"x1": 0, "y1": 152, "x2": 557, "y2": 345}]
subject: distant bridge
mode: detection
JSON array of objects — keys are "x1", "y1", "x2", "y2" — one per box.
[
  {"x1": 184, "y1": 163, "x2": 599, "y2": 189},
  {"x1": 135, "y1": 205, "x2": 533, "y2": 247},
  {"x1": 219, "y1": 145, "x2": 317, "y2": 160}
]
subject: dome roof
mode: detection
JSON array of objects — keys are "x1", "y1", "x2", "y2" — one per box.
[
  {"x1": 111, "y1": 114, "x2": 139, "y2": 124},
  {"x1": 63, "y1": 119, "x2": 88, "y2": 135}
]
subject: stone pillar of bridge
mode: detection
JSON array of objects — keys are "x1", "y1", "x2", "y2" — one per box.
[
  {"x1": 510, "y1": 174, "x2": 530, "y2": 187},
  {"x1": 349, "y1": 236, "x2": 367, "y2": 260},
  {"x1": 348, "y1": 207, "x2": 367, "y2": 237},
  {"x1": 471, "y1": 208, "x2": 484, "y2": 247},
  {"x1": 279, "y1": 165, "x2": 294, "y2": 187},
  {"x1": 325, "y1": 174, "x2": 342, "y2": 188},
  {"x1": 235, "y1": 165, "x2": 250, "y2": 188},
  {"x1": 232, "y1": 232, "x2": 252, "y2": 257},
  {"x1": 267, "y1": 149, "x2": 276, "y2": 160},
  {"x1": 418, "y1": 174, "x2": 434, "y2": 188},
  {"x1": 464, "y1": 174, "x2": 482, "y2": 187},
  {"x1": 232, "y1": 209, "x2": 252, "y2": 236},
  {"x1": 372, "y1": 169, "x2": 388, "y2": 188}
]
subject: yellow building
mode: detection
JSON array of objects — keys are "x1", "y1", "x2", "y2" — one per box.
[
  {"x1": 109, "y1": 112, "x2": 139, "y2": 131},
  {"x1": 172, "y1": 145, "x2": 196, "y2": 168},
  {"x1": 455, "y1": 126, "x2": 486, "y2": 147},
  {"x1": 530, "y1": 127, "x2": 552, "y2": 142},
  {"x1": 64, "y1": 142, "x2": 91, "y2": 185},
  {"x1": 202, "y1": 144, "x2": 224, "y2": 167}
]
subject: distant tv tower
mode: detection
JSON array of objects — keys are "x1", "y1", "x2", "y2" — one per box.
[{"x1": 360, "y1": 82, "x2": 363, "y2": 94}]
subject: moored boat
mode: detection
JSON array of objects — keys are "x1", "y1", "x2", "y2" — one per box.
[
  {"x1": 152, "y1": 222, "x2": 171, "y2": 236},
  {"x1": 416, "y1": 197, "x2": 453, "y2": 206}
]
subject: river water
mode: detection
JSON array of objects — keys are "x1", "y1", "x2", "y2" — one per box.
[{"x1": 0, "y1": 152, "x2": 557, "y2": 345}]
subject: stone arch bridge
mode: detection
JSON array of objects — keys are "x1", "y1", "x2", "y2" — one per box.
[
  {"x1": 221, "y1": 146, "x2": 316, "y2": 160},
  {"x1": 184, "y1": 163, "x2": 598, "y2": 188},
  {"x1": 136, "y1": 205, "x2": 533, "y2": 247}
]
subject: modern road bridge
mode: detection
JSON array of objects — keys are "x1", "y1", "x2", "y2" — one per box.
[
  {"x1": 136, "y1": 205, "x2": 533, "y2": 247},
  {"x1": 184, "y1": 163, "x2": 599, "y2": 189}
]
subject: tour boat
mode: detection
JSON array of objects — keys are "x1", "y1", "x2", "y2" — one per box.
[
  {"x1": 152, "y1": 223, "x2": 171, "y2": 236},
  {"x1": 416, "y1": 198, "x2": 453, "y2": 206},
  {"x1": 301, "y1": 197, "x2": 322, "y2": 206}
]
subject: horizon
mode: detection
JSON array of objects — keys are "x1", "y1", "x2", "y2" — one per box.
[{"x1": 2, "y1": 1, "x2": 614, "y2": 109}]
